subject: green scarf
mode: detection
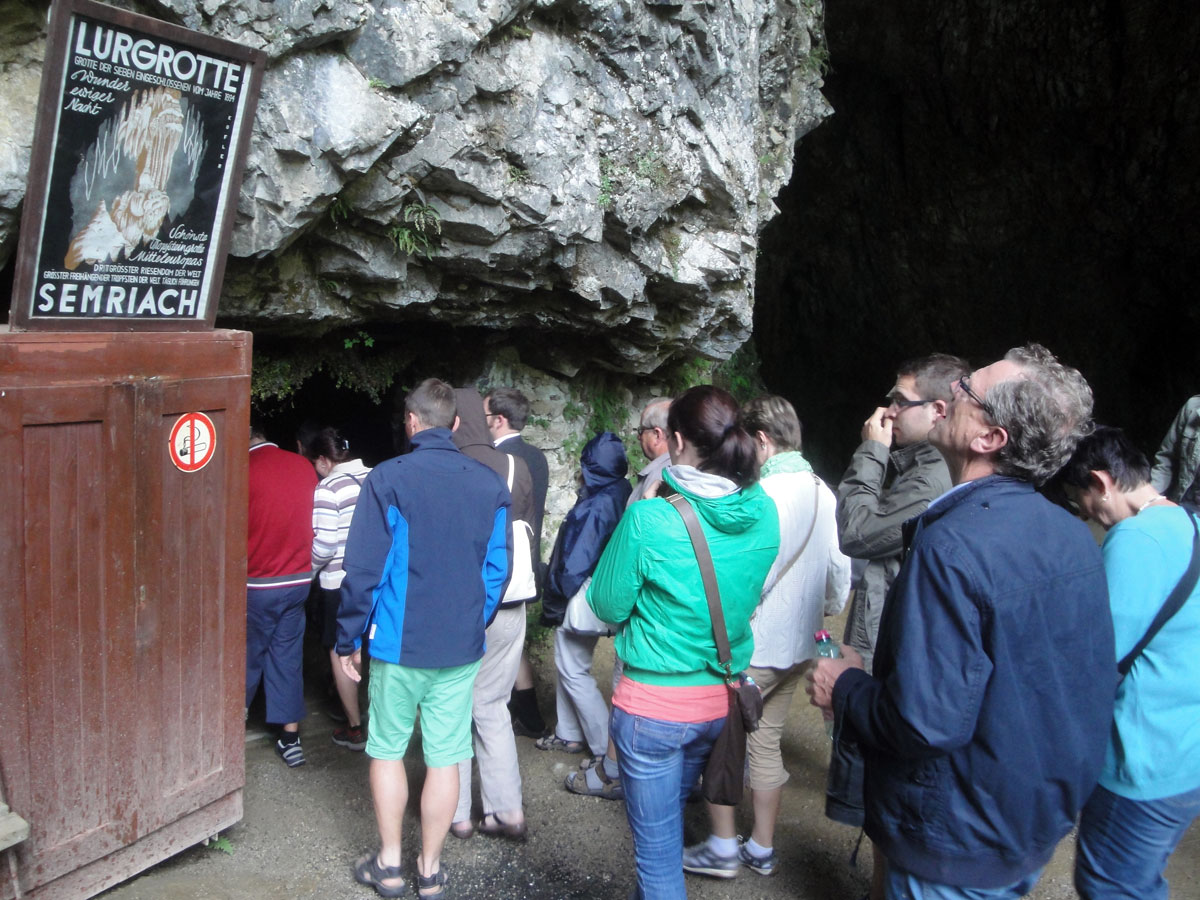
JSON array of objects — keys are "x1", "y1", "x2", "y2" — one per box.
[{"x1": 760, "y1": 450, "x2": 813, "y2": 478}]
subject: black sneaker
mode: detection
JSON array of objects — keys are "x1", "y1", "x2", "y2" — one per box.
[
  {"x1": 511, "y1": 717, "x2": 548, "y2": 739},
  {"x1": 275, "y1": 737, "x2": 306, "y2": 767},
  {"x1": 332, "y1": 724, "x2": 367, "y2": 751}
]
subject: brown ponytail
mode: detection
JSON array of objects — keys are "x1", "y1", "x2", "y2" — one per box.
[{"x1": 667, "y1": 385, "x2": 760, "y2": 487}]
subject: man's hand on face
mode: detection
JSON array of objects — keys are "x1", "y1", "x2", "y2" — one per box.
[{"x1": 862, "y1": 407, "x2": 894, "y2": 446}]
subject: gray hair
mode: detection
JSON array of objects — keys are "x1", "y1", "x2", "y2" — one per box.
[
  {"x1": 406, "y1": 378, "x2": 457, "y2": 430},
  {"x1": 985, "y1": 344, "x2": 1094, "y2": 485},
  {"x1": 640, "y1": 397, "x2": 671, "y2": 431}
]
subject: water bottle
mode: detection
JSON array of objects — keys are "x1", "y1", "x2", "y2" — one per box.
[{"x1": 815, "y1": 629, "x2": 841, "y2": 738}]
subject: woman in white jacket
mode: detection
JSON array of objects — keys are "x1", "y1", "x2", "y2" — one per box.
[
  {"x1": 302, "y1": 427, "x2": 372, "y2": 750},
  {"x1": 683, "y1": 394, "x2": 851, "y2": 879}
]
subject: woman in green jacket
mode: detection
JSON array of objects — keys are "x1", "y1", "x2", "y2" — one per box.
[{"x1": 587, "y1": 385, "x2": 780, "y2": 900}]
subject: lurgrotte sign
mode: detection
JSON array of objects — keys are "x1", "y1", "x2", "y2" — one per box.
[{"x1": 8, "y1": 0, "x2": 265, "y2": 331}]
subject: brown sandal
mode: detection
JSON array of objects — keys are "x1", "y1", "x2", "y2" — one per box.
[
  {"x1": 534, "y1": 734, "x2": 584, "y2": 753},
  {"x1": 565, "y1": 762, "x2": 624, "y2": 800}
]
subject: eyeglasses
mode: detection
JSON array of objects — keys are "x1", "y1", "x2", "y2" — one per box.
[
  {"x1": 636, "y1": 425, "x2": 659, "y2": 436},
  {"x1": 955, "y1": 376, "x2": 995, "y2": 419},
  {"x1": 885, "y1": 394, "x2": 933, "y2": 410}
]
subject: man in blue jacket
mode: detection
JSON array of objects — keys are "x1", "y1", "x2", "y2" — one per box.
[
  {"x1": 810, "y1": 344, "x2": 1114, "y2": 899},
  {"x1": 337, "y1": 378, "x2": 511, "y2": 898}
]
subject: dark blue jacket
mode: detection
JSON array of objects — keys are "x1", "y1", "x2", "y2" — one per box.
[
  {"x1": 337, "y1": 428, "x2": 511, "y2": 667},
  {"x1": 834, "y1": 475, "x2": 1114, "y2": 888},
  {"x1": 542, "y1": 432, "x2": 631, "y2": 626}
]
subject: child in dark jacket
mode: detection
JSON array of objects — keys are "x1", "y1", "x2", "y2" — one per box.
[{"x1": 535, "y1": 432, "x2": 630, "y2": 798}]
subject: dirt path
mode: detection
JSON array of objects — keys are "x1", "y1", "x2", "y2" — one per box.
[{"x1": 99, "y1": 623, "x2": 1199, "y2": 900}]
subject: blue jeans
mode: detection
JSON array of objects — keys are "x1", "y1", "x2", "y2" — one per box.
[
  {"x1": 610, "y1": 707, "x2": 725, "y2": 900},
  {"x1": 1075, "y1": 783, "x2": 1200, "y2": 899},
  {"x1": 886, "y1": 866, "x2": 1042, "y2": 900}
]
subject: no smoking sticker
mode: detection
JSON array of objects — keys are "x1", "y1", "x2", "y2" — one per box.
[{"x1": 169, "y1": 412, "x2": 217, "y2": 472}]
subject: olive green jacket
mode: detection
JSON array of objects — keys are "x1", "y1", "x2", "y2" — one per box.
[
  {"x1": 1151, "y1": 395, "x2": 1200, "y2": 502},
  {"x1": 835, "y1": 438, "x2": 950, "y2": 673}
]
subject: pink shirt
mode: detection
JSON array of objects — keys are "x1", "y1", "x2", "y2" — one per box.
[{"x1": 612, "y1": 675, "x2": 728, "y2": 723}]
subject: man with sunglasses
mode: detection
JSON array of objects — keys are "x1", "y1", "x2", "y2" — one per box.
[
  {"x1": 826, "y1": 353, "x2": 968, "y2": 898},
  {"x1": 810, "y1": 345, "x2": 1114, "y2": 900}
]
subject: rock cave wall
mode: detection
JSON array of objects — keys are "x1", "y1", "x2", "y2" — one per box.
[
  {"x1": 0, "y1": 0, "x2": 827, "y2": 521},
  {"x1": 0, "y1": 0, "x2": 829, "y2": 374}
]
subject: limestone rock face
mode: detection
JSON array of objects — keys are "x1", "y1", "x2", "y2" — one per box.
[
  {"x1": 0, "y1": 7, "x2": 46, "y2": 264},
  {"x1": 0, "y1": 0, "x2": 829, "y2": 374}
]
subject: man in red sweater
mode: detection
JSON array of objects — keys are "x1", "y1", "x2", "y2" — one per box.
[{"x1": 248, "y1": 423, "x2": 317, "y2": 767}]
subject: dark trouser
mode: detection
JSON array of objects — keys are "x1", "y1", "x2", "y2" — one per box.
[
  {"x1": 246, "y1": 583, "x2": 308, "y2": 724},
  {"x1": 825, "y1": 735, "x2": 866, "y2": 826}
]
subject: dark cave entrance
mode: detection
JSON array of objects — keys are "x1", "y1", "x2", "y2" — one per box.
[{"x1": 750, "y1": 0, "x2": 1200, "y2": 480}]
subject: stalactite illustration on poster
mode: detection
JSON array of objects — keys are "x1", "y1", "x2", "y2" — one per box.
[{"x1": 9, "y1": 0, "x2": 263, "y2": 329}]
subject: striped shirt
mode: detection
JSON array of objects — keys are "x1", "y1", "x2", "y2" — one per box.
[{"x1": 312, "y1": 459, "x2": 372, "y2": 589}]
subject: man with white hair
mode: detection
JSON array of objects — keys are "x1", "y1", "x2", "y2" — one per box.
[
  {"x1": 627, "y1": 397, "x2": 672, "y2": 506},
  {"x1": 809, "y1": 344, "x2": 1115, "y2": 900}
]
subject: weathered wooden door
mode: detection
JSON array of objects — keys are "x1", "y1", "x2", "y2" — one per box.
[{"x1": 0, "y1": 330, "x2": 250, "y2": 899}]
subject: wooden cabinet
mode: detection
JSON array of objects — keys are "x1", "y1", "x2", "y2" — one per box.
[{"x1": 0, "y1": 330, "x2": 250, "y2": 899}]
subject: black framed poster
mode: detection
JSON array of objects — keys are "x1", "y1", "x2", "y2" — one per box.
[{"x1": 8, "y1": 0, "x2": 265, "y2": 331}]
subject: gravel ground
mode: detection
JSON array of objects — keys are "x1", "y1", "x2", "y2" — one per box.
[{"x1": 99, "y1": 621, "x2": 1199, "y2": 900}]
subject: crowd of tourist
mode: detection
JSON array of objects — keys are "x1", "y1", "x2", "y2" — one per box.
[{"x1": 243, "y1": 351, "x2": 1200, "y2": 900}]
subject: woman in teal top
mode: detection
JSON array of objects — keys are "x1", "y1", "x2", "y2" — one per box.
[
  {"x1": 587, "y1": 385, "x2": 779, "y2": 900},
  {"x1": 1060, "y1": 426, "x2": 1200, "y2": 900}
]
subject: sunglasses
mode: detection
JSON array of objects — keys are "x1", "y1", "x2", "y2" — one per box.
[{"x1": 885, "y1": 394, "x2": 933, "y2": 410}]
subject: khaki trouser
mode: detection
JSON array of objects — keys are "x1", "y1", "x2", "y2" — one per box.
[{"x1": 455, "y1": 605, "x2": 527, "y2": 820}]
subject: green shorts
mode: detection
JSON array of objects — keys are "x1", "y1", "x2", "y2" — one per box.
[{"x1": 366, "y1": 657, "x2": 481, "y2": 768}]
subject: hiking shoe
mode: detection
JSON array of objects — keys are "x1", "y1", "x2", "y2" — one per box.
[
  {"x1": 739, "y1": 840, "x2": 777, "y2": 876},
  {"x1": 332, "y1": 724, "x2": 367, "y2": 751},
  {"x1": 682, "y1": 842, "x2": 739, "y2": 879},
  {"x1": 275, "y1": 737, "x2": 306, "y2": 768}
]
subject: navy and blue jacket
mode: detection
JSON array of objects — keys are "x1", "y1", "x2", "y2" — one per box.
[
  {"x1": 834, "y1": 475, "x2": 1114, "y2": 888},
  {"x1": 337, "y1": 428, "x2": 511, "y2": 668},
  {"x1": 541, "y1": 432, "x2": 631, "y2": 626}
]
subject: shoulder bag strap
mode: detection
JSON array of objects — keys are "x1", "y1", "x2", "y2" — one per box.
[
  {"x1": 765, "y1": 473, "x2": 823, "y2": 589},
  {"x1": 1117, "y1": 511, "x2": 1200, "y2": 678},
  {"x1": 505, "y1": 453, "x2": 516, "y2": 491},
  {"x1": 667, "y1": 493, "x2": 733, "y2": 678}
]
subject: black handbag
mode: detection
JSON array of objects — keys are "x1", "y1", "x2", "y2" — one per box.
[{"x1": 667, "y1": 493, "x2": 763, "y2": 806}]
